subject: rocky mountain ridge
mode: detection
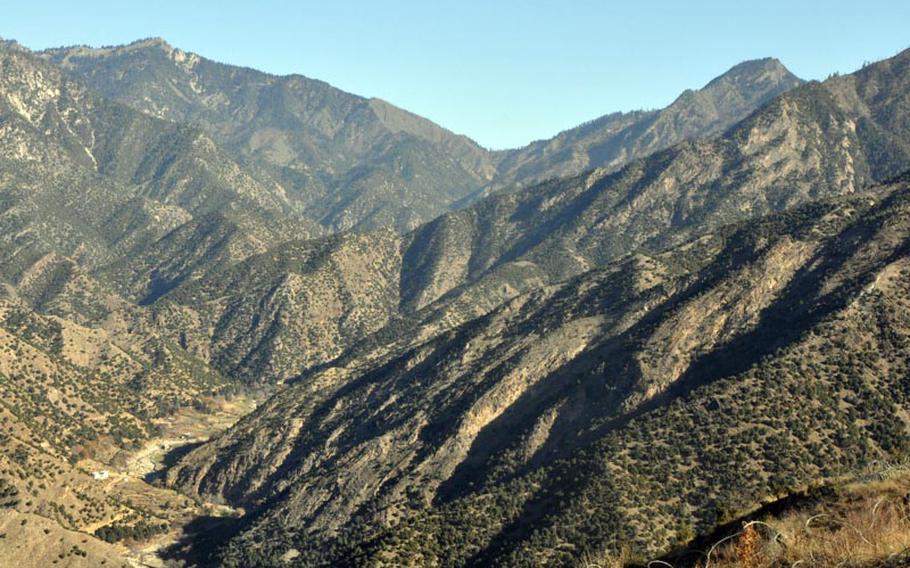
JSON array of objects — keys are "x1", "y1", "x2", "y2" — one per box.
[
  {"x1": 42, "y1": 38, "x2": 803, "y2": 233},
  {"x1": 42, "y1": 37, "x2": 497, "y2": 232},
  {"x1": 489, "y1": 57, "x2": 803, "y2": 193}
]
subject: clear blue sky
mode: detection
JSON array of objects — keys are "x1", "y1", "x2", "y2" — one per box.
[{"x1": 3, "y1": 0, "x2": 909, "y2": 149}]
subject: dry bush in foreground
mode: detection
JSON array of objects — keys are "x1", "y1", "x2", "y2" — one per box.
[
  {"x1": 580, "y1": 546, "x2": 636, "y2": 568},
  {"x1": 700, "y1": 476, "x2": 910, "y2": 568}
]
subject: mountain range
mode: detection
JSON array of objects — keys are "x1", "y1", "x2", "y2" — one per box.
[
  {"x1": 180, "y1": 172, "x2": 910, "y2": 567},
  {"x1": 160, "y1": 47, "x2": 910, "y2": 566},
  {"x1": 42, "y1": 38, "x2": 801, "y2": 232},
  {"x1": 135, "y1": 44, "x2": 908, "y2": 386},
  {"x1": 0, "y1": 31, "x2": 908, "y2": 568}
]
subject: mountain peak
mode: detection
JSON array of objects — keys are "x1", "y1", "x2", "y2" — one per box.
[
  {"x1": 489, "y1": 54, "x2": 804, "y2": 191},
  {"x1": 123, "y1": 36, "x2": 173, "y2": 51},
  {"x1": 729, "y1": 56, "x2": 786, "y2": 71},
  {"x1": 705, "y1": 56, "x2": 801, "y2": 91}
]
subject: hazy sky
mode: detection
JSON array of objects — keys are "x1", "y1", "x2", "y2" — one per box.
[{"x1": 4, "y1": 0, "x2": 909, "y2": 149}]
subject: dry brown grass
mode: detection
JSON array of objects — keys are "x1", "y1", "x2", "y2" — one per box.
[
  {"x1": 580, "y1": 546, "x2": 636, "y2": 568},
  {"x1": 698, "y1": 476, "x2": 910, "y2": 568}
]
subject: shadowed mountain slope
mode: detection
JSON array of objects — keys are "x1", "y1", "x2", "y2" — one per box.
[{"x1": 167, "y1": 173, "x2": 910, "y2": 566}]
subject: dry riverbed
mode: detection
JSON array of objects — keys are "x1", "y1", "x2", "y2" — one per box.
[
  {"x1": 120, "y1": 396, "x2": 258, "y2": 480},
  {"x1": 94, "y1": 395, "x2": 259, "y2": 567}
]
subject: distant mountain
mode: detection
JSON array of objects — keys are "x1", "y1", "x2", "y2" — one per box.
[
  {"x1": 396, "y1": 47, "x2": 910, "y2": 315},
  {"x1": 487, "y1": 57, "x2": 803, "y2": 193},
  {"x1": 162, "y1": 48, "x2": 910, "y2": 565},
  {"x1": 42, "y1": 40, "x2": 804, "y2": 234},
  {"x1": 42, "y1": 38, "x2": 498, "y2": 232}
]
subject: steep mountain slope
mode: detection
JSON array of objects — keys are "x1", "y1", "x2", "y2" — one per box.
[
  {"x1": 167, "y1": 173, "x2": 910, "y2": 566},
  {"x1": 360, "y1": 183, "x2": 910, "y2": 568},
  {"x1": 149, "y1": 230, "x2": 403, "y2": 383},
  {"x1": 144, "y1": 47, "x2": 910, "y2": 385},
  {"x1": 490, "y1": 57, "x2": 803, "y2": 192},
  {"x1": 0, "y1": 40, "x2": 320, "y2": 314},
  {"x1": 42, "y1": 38, "x2": 497, "y2": 232}
]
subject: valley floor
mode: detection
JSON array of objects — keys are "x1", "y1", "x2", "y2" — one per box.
[
  {"x1": 120, "y1": 397, "x2": 257, "y2": 567},
  {"x1": 0, "y1": 395, "x2": 258, "y2": 568}
]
